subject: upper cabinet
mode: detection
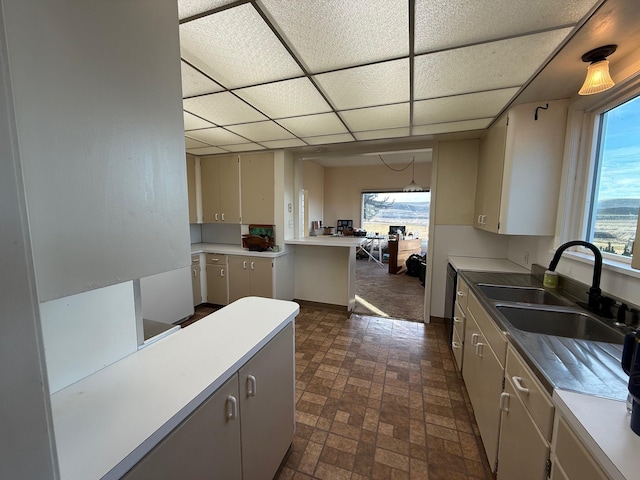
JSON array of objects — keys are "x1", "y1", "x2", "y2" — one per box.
[
  {"x1": 186, "y1": 156, "x2": 197, "y2": 224},
  {"x1": 201, "y1": 155, "x2": 241, "y2": 224},
  {"x1": 241, "y1": 153, "x2": 275, "y2": 225},
  {"x1": 474, "y1": 99, "x2": 569, "y2": 235}
]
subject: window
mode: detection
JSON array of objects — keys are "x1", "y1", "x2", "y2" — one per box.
[
  {"x1": 361, "y1": 191, "x2": 430, "y2": 244},
  {"x1": 587, "y1": 94, "x2": 640, "y2": 260}
]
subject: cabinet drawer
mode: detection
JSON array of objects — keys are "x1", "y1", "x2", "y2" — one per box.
[
  {"x1": 453, "y1": 302, "x2": 466, "y2": 350},
  {"x1": 452, "y1": 327, "x2": 464, "y2": 371},
  {"x1": 206, "y1": 253, "x2": 228, "y2": 265},
  {"x1": 554, "y1": 416, "x2": 608, "y2": 480},
  {"x1": 467, "y1": 292, "x2": 507, "y2": 365},
  {"x1": 456, "y1": 277, "x2": 469, "y2": 311},
  {"x1": 505, "y1": 346, "x2": 554, "y2": 441}
]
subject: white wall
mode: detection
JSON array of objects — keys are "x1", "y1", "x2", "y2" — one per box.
[
  {"x1": 5, "y1": 0, "x2": 190, "y2": 302},
  {"x1": 301, "y1": 160, "x2": 325, "y2": 234},
  {"x1": 139, "y1": 267, "x2": 194, "y2": 324},
  {"x1": 40, "y1": 282, "x2": 139, "y2": 394}
]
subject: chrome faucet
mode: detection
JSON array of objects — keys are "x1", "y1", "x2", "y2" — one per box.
[{"x1": 548, "y1": 240, "x2": 612, "y2": 315}]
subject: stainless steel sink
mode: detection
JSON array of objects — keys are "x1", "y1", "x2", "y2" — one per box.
[
  {"x1": 496, "y1": 305, "x2": 624, "y2": 344},
  {"x1": 478, "y1": 284, "x2": 569, "y2": 306}
]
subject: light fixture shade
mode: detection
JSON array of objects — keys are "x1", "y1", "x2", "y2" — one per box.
[
  {"x1": 403, "y1": 180, "x2": 423, "y2": 192},
  {"x1": 578, "y1": 60, "x2": 615, "y2": 95}
]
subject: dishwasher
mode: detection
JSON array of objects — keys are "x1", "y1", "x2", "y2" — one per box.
[{"x1": 444, "y1": 262, "x2": 457, "y2": 345}]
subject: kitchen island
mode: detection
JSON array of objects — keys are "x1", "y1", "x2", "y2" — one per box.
[
  {"x1": 50, "y1": 297, "x2": 299, "y2": 480},
  {"x1": 286, "y1": 236, "x2": 365, "y2": 311}
]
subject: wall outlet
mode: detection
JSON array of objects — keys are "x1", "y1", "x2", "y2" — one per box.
[{"x1": 524, "y1": 251, "x2": 530, "y2": 265}]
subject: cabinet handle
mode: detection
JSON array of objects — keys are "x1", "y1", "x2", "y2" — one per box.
[
  {"x1": 477, "y1": 214, "x2": 483, "y2": 225},
  {"x1": 247, "y1": 375, "x2": 257, "y2": 397},
  {"x1": 215, "y1": 213, "x2": 219, "y2": 221},
  {"x1": 471, "y1": 333, "x2": 479, "y2": 347},
  {"x1": 226, "y1": 395, "x2": 238, "y2": 420},
  {"x1": 220, "y1": 269, "x2": 224, "y2": 277},
  {"x1": 453, "y1": 316, "x2": 463, "y2": 324},
  {"x1": 456, "y1": 291, "x2": 466, "y2": 298},
  {"x1": 221, "y1": 213, "x2": 225, "y2": 221},
  {"x1": 243, "y1": 260, "x2": 247, "y2": 269},
  {"x1": 512, "y1": 376, "x2": 529, "y2": 394},
  {"x1": 192, "y1": 269, "x2": 196, "y2": 277},
  {"x1": 499, "y1": 392, "x2": 510, "y2": 412},
  {"x1": 452, "y1": 341, "x2": 461, "y2": 349},
  {"x1": 250, "y1": 261, "x2": 255, "y2": 270},
  {"x1": 475, "y1": 342, "x2": 484, "y2": 357}
]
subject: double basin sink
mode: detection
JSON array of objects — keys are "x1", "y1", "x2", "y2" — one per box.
[{"x1": 477, "y1": 284, "x2": 624, "y2": 344}]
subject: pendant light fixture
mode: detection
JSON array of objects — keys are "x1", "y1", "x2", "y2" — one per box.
[
  {"x1": 578, "y1": 45, "x2": 617, "y2": 96},
  {"x1": 403, "y1": 159, "x2": 422, "y2": 192}
]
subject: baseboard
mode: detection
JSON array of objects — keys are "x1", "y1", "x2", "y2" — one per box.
[{"x1": 294, "y1": 299, "x2": 349, "y2": 312}]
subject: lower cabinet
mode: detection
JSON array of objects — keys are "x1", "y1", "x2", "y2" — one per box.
[
  {"x1": 123, "y1": 323, "x2": 294, "y2": 480},
  {"x1": 550, "y1": 415, "x2": 608, "y2": 480},
  {"x1": 206, "y1": 253, "x2": 229, "y2": 305},
  {"x1": 191, "y1": 255, "x2": 202, "y2": 306},
  {"x1": 229, "y1": 256, "x2": 273, "y2": 303},
  {"x1": 452, "y1": 302, "x2": 466, "y2": 371}
]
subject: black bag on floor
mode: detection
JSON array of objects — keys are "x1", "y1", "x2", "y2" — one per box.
[{"x1": 405, "y1": 254, "x2": 423, "y2": 277}]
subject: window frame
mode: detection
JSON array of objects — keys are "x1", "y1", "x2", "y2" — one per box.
[{"x1": 560, "y1": 79, "x2": 640, "y2": 274}]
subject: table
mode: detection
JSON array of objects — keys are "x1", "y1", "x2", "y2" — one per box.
[{"x1": 358, "y1": 236, "x2": 386, "y2": 267}]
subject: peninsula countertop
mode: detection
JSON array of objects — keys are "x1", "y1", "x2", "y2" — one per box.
[
  {"x1": 191, "y1": 242, "x2": 289, "y2": 257},
  {"x1": 50, "y1": 297, "x2": 299, "y2": 480},
  {"x1": 285, "y1": 236, "x2": 365, "y2": 247}
]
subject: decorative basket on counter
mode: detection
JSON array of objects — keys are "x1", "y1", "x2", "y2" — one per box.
[{"x1": 242, "y1": 224, "x2": 275, "y2": 251}]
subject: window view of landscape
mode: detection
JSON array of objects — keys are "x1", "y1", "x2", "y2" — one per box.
[
  {"x1": 362, "y1": 192, "x2": 430, "y2": 244},
  {"x1": 589, "y1": 94, "x2": 640, "y2": 258}
]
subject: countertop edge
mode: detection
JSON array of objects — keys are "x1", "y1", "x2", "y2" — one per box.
[{"x1": 190, "y1": 242, "x2": 289, "y2": 257}]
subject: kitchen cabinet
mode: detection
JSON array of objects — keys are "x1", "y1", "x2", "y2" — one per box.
[
  {"x1": 191, "y1": 255, "x2": 202, "y2": 306},
  {"x1": 240, "y1": 152, "x2": 275, "y2": 225},
  {"x1": 122, "y1": 374, "x2": 242, "y2": 480},
  {"x1": 228, "y1": 256, "x2": 273, "y2": 303},
  {"x1": 123, "y1": 321, "x2": 294, "y2": 480},
  {"x1": 201, "y1": 154, "x2": 240, "y2": 224},
  {"x1": 186, "y1": 156, "x2": 197, "y2": 224},
  {"x1": 462, "y1": 291, "x2": 507, "y2": 472},
  {"x1": 474, "y1": 99, "x2": 568, "y2": 235},
  {"x1": 452, "y1": 302, "x2": 466, "y2": 371},
  {"x1": 206, "y1": 253, "x2": 229, "y2": 305},
  {"x1": 550, "y1": 414, "x2": 608, "y2": 480},
  {"x1": 497, "y1": 346, "x2": 554, "y2": 480}
]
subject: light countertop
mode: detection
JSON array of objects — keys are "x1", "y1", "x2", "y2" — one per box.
[
  {"x1": 447, "y1": 255, "x2": 530, "y2": 273},
  {"x1": 50, "y1": 297, "x2": 299, "y2": 480},
  {"x1": 553, "y1": 389, "x2": 640, "y2": 480},
  {"x1": 191, "y1": 242, "x2": 289, "y2": 257},
  {"x1": 285, "y1": 236, "x2": 366, "y2": 247}
]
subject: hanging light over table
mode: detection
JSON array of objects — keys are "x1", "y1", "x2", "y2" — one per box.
[{"x1": 403, "y1": 159, "x2": 422, "y2": 192}]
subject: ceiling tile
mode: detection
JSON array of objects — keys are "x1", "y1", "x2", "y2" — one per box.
[
  {"x1": 415, "y1": 0, "x2": 598, "y2": 53},
  {"x1": 183, "y1": 92, "x2": 268, "y2": 126},
  {"x1": 184, "y1": 111, "x2": 215, "y2": 131},
  {"x1": 414, "y1": 29, "x2": 573, "y2": 100},
  {"x1": 413, "y1": 88, "x2": 519, "y2": 125},
  {"x1": 354, "y1": 128, "x2": 410, "y2": 141},
  {"x1": 257, "y1": 0, "x2": 408, "y2": 72},
  {"x1": 185, "y1": 137, "x2": 210, "y2": 149},
  {"x1": 186, "y1": 146, "x2": 228, "y2": 155},
  {"x1": 226, "y1": 121, "x2": 296, "y2": 142},
  {"x1": 341, "y1": 104, "x2": 410, "y2": 131},
  {"x1": 303, "y1": 134, "x2": 354, "y2": 145},
  {"x1": 178, "y1": 0, "x2": 237, "y2": 20},
  {"x1": 221, "y1": 143, "x2": 266, "y2": 152},
  {"x1": 181, "y1": 61, "x2": 224, "y2": 98},
  {"x1": 186, "y1": 127, "x2": 247, "y2": 145},
  {"x1": 314, "y1": 59, "x2": 410, "y2": 110},
  {"x1": 260, "y1": 139, "x2": 307, "y2": 149},
  {"x1": 234, "y1": 78, "x2": 331, "y2": 119},
  {"x1": 180, "y1": 3, "x2": 304, "y2": 89},
  {"x1": 277, "y1": 113, "x2": 348, "y2": 137},
  {"x1": 412, "y1": 119, "x2": 493, "y2": 136}
]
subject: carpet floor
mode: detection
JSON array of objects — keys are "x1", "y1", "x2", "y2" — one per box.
[{"x1": 353, "y1": 258, "x2": 425, "y2": 322}]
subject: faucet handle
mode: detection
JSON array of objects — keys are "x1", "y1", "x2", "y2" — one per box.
[{"x1": 617, "y1": 303, "x2": 629, "y2": 325}]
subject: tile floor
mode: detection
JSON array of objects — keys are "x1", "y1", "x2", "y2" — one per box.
[{"x1": 273, "y1": 306, "x2": 493, "y2": 480}]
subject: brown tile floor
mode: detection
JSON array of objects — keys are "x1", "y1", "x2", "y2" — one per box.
[{"x1": 274, "y1": 306, "x2": 493, "y2": 480}]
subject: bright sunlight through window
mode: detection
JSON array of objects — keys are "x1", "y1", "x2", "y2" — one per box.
[{"x1": 362, "y1": 191, "x2": 430, "y2": 245}]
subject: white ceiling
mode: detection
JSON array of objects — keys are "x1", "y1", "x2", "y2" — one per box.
[{"x1": 179, "y1": 0, "x2": 606, "y2": 156}]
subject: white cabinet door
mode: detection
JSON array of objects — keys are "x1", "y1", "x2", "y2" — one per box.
[
  {"x1": 122, "y1": 374, "x2": 242, "y2": 480},
  {"x1": 239, "y1": 323, "x2": 295, "y2": 480},
  {"x1": 497, "y1": 376, "x2": 549, "y2": 480}
]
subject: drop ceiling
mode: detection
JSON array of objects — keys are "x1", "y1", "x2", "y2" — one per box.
[{"x1": 179, "y1": 0, "x2": 604, "y2": 156}]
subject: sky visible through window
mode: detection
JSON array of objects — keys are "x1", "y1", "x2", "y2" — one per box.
[
  {"x1": 590, "y1": 95, "x2": 640, "y2": 256},
  {"x1": 362, "y1": 191, "x2": 430, "y2": 241}
]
